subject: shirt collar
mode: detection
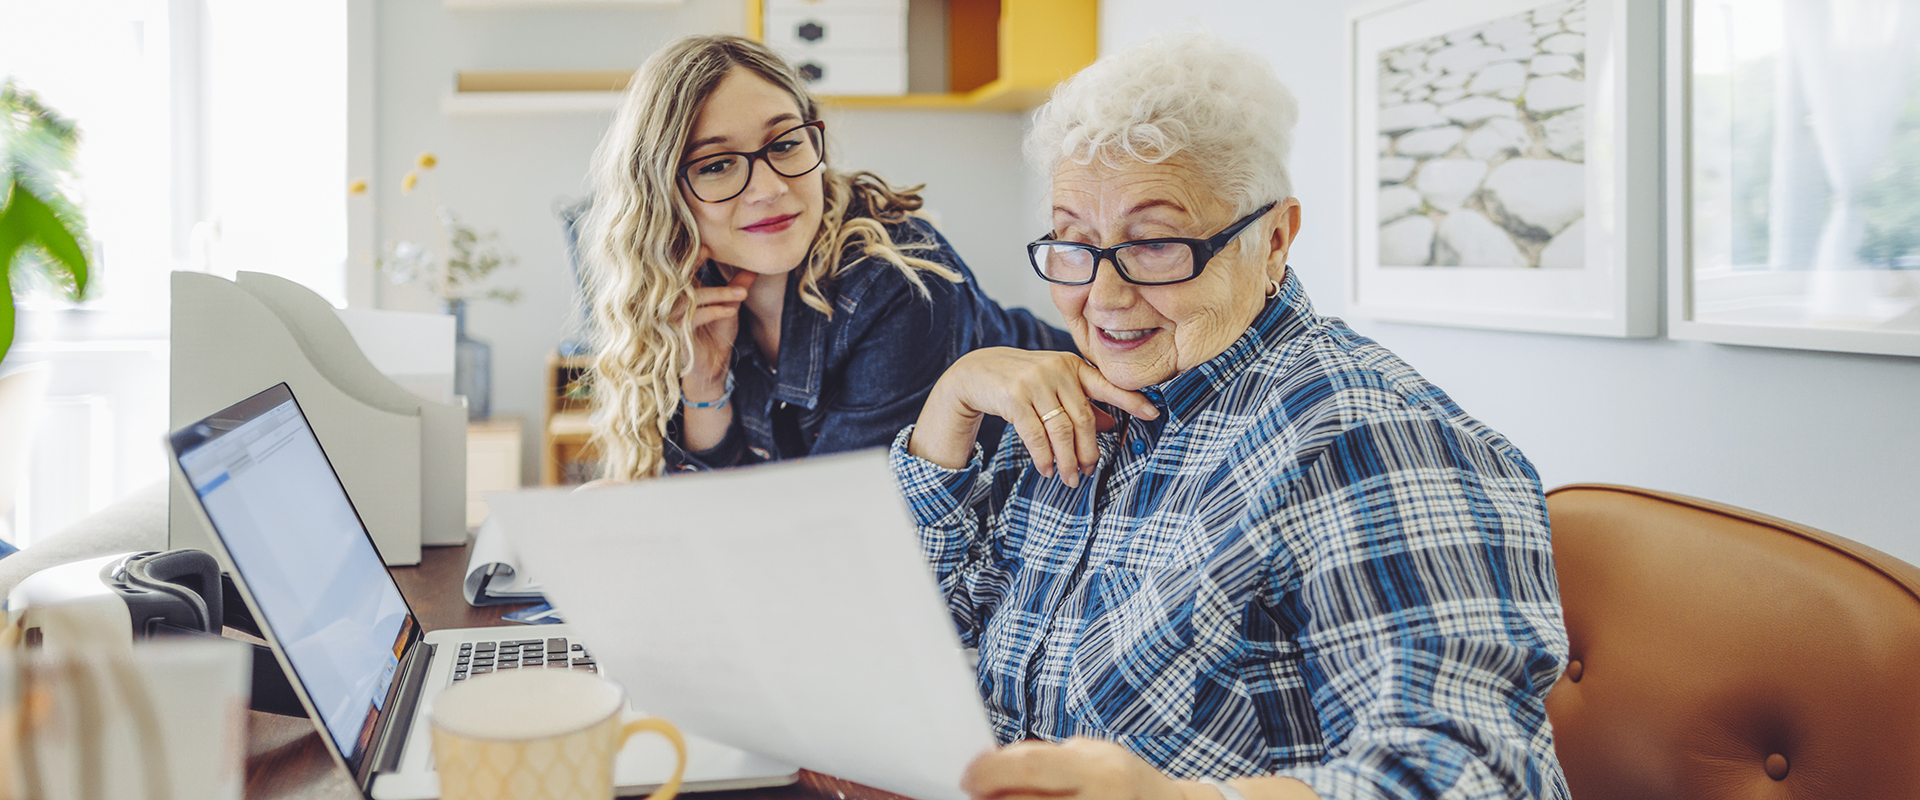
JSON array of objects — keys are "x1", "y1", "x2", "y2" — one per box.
[
  {"x1": 1138, "y1": 269, "x2": 1316, "y2": 423},
  {"x1": 772, "y1": 269, "x2": 826, "y2": 407},
  {"x1": 721, "y1": 266, "x2": 825, "y2": 409}
]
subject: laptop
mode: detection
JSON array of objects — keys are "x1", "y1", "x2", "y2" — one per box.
[{"x1": 166, "y1": 382, "x2": 799, "y2": 799}]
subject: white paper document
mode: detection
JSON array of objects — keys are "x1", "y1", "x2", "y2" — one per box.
[{"x1": 486, "y1": 450, "x2": 996, "y2": 800}]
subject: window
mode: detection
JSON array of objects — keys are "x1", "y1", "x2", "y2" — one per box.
[
  {"x1": 1, "y1": 0, "x2": 348, "y2": 544},
  {"x1": 0, "y1": 0, "x2": 348, "y2": 315}
]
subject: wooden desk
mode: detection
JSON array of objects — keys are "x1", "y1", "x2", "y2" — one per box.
[{"x1": 243, "y1": 542, "x2": 905, "y2": 800}]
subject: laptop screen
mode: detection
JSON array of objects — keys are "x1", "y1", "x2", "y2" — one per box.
[{"x1": 172, "y1": 384, "x2": 414, "y2": 762}]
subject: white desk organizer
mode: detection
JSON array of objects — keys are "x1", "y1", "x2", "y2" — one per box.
[{"x1": 169, "y1": 271, "x2": 469, "y2": 566}]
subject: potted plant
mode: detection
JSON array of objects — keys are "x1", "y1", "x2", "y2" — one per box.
[{"x1": 0, "y1": 78, "x2": 90, "y2": 364}]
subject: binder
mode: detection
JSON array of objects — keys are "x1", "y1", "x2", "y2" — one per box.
[{"x1": 169, "y1": 271, "x2": 468, "y2": 566}]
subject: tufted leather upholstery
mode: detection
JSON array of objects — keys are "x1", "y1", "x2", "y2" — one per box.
[{"x1": 1543, "y1": 484, "x2": 1920, "y2": 799}]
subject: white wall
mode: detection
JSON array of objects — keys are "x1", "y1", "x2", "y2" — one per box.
[
  {"x1": 826, "y1": 108, "x2": 1059, "y2": 320},
  {"x1": 367, "y1": 2, "x2": 1055, "y2": 485},
  {"x1": 1096, "y1": 0, "x2": 1920, "y2": 561}
]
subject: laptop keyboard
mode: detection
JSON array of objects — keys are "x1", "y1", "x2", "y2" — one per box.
[{"x1": 453, "y1": 637, "x2": 597, "y2": 683}]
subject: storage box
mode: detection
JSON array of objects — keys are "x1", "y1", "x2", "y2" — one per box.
[
  {"x1": 781, "y1": 50, "x2": 907, "y2": 96},
  {"x1": 764, "y1": 0, "x2": 907, "y2": 96},
  {"x1": 765, "y1": 9, "x2": 907, "y2": 51}
]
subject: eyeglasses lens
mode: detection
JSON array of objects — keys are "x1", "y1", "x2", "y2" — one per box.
[
  {"x1": 1115, "y1": 243, "x2": 1196, "y2": 282},
  {"x1": 1033, "y1": 244, "x2": 1097, "y2": 283},
  {"x1": 1029, "y1": 242, "x2": 1198, "y2": 285},
  {"x1": 685, "y1": 125, "x2": 823, "y2": 202}
]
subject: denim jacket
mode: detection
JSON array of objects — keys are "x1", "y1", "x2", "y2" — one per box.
[{"x1": 665, "y1": 216, "x2": 1073, "y2": 471}]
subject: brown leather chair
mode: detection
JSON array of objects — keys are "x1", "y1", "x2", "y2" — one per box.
[{"x1": 1543, "y1": 484, "x2": 1920, "y2": 799}]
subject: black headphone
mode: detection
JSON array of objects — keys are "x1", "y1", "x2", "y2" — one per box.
[{"x1": 116, "y1": 549, "x2": 223, "y2": 636}]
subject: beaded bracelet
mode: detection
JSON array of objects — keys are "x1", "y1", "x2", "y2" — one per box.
[{"x1": 686, "y1": 372, "x2": 734, "y2": 410}]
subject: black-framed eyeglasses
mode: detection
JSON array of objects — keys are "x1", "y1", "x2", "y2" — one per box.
[
  {"x1": 679, "y1": 120, "x2": 827, "y2": 204},
  {"x1": 1026, "y1": 202, "x2": 1277, "y2": 286}
]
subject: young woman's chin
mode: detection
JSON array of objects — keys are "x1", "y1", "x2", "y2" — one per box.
[{"x1": 715, "y1": 224, "x2": 816, "y2": 276}]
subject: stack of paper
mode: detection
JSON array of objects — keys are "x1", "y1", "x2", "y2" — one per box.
[{"x1": 486, "y1": 451, "x2": 996, "y2": 800}]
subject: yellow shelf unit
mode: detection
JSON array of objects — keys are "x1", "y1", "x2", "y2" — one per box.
[
  {"x1": 440, "y1": 1, "x2": 1094, "y2": 114},
  {"x1": 751, "y1": 0, "x2": 1096, "y2": 111}
]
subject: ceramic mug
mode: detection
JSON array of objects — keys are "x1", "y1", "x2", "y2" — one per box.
[
  {"x1": 430, "y1": 669, "x2": 685, "y2": 800},
  {"x1": 0, "y1": 604, "x2": 251, "y2": 800}
]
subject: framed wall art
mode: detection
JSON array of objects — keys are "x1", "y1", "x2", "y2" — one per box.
[
  {"x1": 1346, "y1": 0, "x2": 1659, "y2": 336},
  {"x1": 1668, "y1": 0, "x2": 1920, "y2": 357}
]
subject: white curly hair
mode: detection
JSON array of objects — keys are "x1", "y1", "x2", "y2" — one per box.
[{"x1": 1026, "y1": 32, "x2": 1300, "y2": 219}]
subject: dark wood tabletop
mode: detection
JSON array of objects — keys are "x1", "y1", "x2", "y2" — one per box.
[{"x1": 242, "y1": 539, "x2": 908, "y2": 800}]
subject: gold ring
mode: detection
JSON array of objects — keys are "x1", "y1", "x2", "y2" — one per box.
[{"x1": 1039, "y1": 407, "x2": 1066, "y2": 423}]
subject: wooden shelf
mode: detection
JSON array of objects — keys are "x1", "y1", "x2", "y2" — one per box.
[
  {"x1": 547, "y1": 410, "x2": 592, "y2": 437},
  {"x1": 541, "y1": 354, "x2": 597, "y2": 485},
  {"x1": 443, "y1": 70, "x2": 629, "y2": 115}
]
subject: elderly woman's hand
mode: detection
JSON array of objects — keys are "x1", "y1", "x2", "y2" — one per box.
[
  {"x1": 962, "y1": 739, "x2": 1321, "y2": 800},
  {"x1": 961, "y1": 739, "x2": 1193, "y2": 800},
  {"x1": 908, "y1": 348, "x2": 1158, "y2": 487}
]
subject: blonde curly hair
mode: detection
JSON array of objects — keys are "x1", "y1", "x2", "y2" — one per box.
[{"x1": 581, "y1": 34, "x2": 959, "y2": 480}]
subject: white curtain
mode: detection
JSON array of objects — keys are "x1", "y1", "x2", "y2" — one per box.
[
  {"x1": 199, "y1": 0, "x2": 349, "y2": 305},
  {"x1": 1780, "y1": 0, "x2": 1920, "y2": 317}
]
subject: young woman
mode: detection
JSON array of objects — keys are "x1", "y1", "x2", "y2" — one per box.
[{"x1": 580, "y1": 35, "x2": 1070, "y2": 479}]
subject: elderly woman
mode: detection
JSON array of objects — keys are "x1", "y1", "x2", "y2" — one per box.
[{"x1": 890, "y1": 35, "x2": 1570, "y2": 800}]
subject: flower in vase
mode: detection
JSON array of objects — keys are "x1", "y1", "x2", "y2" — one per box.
[{"x1": 348, "y1": 151, "x2": 519, "y2": 307}]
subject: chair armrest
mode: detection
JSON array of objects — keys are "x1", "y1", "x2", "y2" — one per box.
[{"x1": 0, "y1": 481, "x2": 169, "y2": 599}]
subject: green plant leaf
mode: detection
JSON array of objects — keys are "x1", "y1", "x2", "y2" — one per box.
[
  {"x1": 0, "y1": 261, "x2": 13, "y2": 361},
  {"x1": 1, "y1": 176, "x2": 89, "y2": 297},
  {"x1": 1, "y1": 176, "x2": 92, "y2": 363},
  {"x1": 3, "y1": 80, "x2": 91, "y2": 364}
]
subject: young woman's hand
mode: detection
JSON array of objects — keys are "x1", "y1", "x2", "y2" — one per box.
[
  {"x1": 908, "y1": 348, "x2": 1158, "y2": 487},
  {"x1": 683, "y1": 264, "x2": 754, "y2": 404}
]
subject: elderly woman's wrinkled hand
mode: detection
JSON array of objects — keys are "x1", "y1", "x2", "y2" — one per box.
[
  {"x1": 908, "y1": 348, "x2": 1158, "y2": 487},
  {"x1": 960, "y1": 738, "x2": 1194, "y2": 800}
]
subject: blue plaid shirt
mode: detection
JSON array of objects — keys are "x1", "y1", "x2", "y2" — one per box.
[{"x1": 890, "y1": 272, "x2": 1570, "y2": 799}]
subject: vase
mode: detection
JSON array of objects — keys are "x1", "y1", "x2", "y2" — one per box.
[{"x1": 449, "y1": 299, "x2": 491, "y2": 420}]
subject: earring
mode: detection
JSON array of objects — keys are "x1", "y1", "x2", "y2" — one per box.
[{"x1": 1265, "y1": 279, "x2": 1281, "y2": 299}]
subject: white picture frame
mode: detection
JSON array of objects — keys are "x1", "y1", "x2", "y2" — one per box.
[
  {"x1": 1665, "y1": 0, "x2": 1920, "y2": 358},
  {"x1": 1345, "y1": 0, "x2": 1659, "y2": 337}
]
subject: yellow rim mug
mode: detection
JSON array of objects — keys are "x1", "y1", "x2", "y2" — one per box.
[{"x1": 430, "y1": 669, "x2": 686, "y2": 800}]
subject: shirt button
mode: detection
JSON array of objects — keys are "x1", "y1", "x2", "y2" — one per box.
[{"x1": 1130, "y1": 440, "x2": 1145, "y2": 455}]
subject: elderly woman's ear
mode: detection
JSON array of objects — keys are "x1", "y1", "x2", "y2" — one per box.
[{"x1": 1263, "y1": 198, "x2": 1304, "y2": 284}]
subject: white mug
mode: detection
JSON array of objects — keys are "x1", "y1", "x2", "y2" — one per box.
[
  {"x1": 0, "y1": 633, "x2": 250, "y2": 800},
  {"x1": 431, "y1": 669, "x2": 686, "y2": 800}
]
